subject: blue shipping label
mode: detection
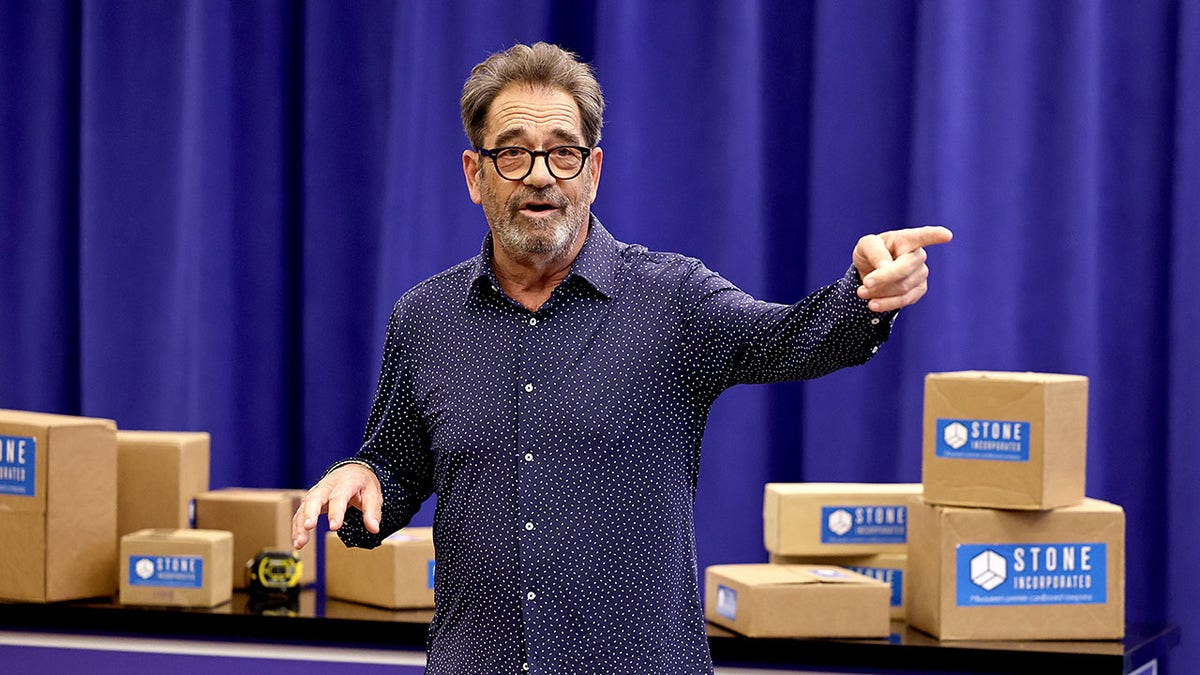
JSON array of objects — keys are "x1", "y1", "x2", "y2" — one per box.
[
  {"x1": 936, "y1": 419, "x2": 1031, "y2": 462},
  {"x1": 716, "y1": 585, "x2": 738, "y2": 621},
  {"x1": 955, "y1": 543, "x2": 1106, "y2": 607},
  {"x1": 128, "y1": 555, "x2": 204, "y2": 588},
  {"x1": 0, "y1": 435, "x2": 36, "y2": 496},
  {"x1": 847, "y1": 566, "x2": 903, "y2": 607},
  {"x1": 427, "y1": 559, "x2": 436, "y2": 589},
  {"x1": 820, "y1": 505, "x2": 907, "y2": 544}
]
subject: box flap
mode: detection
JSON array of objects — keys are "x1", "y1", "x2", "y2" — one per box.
[
  {"x1": 124, "y1": 528, "x2": 232, "y2": 543},
  {"x1": 765, "y1": 482, "x2": 922, "y2": 496},
  {"x1": 195, "y1": 487, "x2": 297, "y2": 503},
  {"x1": 0, "y1": 409, "x2": 117, "y2": 429},
  {"x1": 925, "y1": 371, "x2": 1087, "y2": 384},
  {"x1": 710, "y1": 563, "x2": 887, "y2": 587},
  {"x1": 118, "y1": 430, "x2": 211, "y2": 445}
]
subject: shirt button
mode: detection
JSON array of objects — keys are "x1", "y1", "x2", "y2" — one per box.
[
  {"x1": 524, "y1": 453, "x2": 534, "y2": 462},
  {"x1": 529, "y1": 317, "x2": 538, "y2": 326},
  {"x1": 871, "y1": 317, "x2": 880, "y2": 325},
  {"x1": 491, "y1": 284, "x2": 499, "y2": 292},
  {"x1": 524, "y1": 383, "x2": 534, "y2": 393},
  {"x1": 527, "y1": 591, "x2": 536, "y2": 600},
  {"x1": 523, "y1": 664, "x2": 529, "y2": 672},
  {"x1": 525, "y1": 521, "x2": 535, "y2": 531},
  {"x1": 871, "y1": 346, "x2": 879, "y2": 354}
]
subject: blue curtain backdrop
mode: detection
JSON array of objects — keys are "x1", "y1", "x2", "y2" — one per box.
[{"x1": 2, "y1": 0, "x2": 1197, "y2": 669}]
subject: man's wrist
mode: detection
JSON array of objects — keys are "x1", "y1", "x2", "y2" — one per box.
[{"x1": 322, "y1": 458, "x2": 376, "y2": 480}]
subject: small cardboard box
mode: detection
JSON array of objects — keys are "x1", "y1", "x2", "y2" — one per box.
[
  {"x1": 705, "y1": 564, "x2": 890, "y2": 638},
  {"x1": 117, "y1": 430, "x2": 210, "y2": 537},
  {"x1": 763, "y1": 483, "x2": 922, "y2": 556},
  {"x1": 769, "y1": 553, "x2": 908, "y2": 619},
  {"x1": 0, "y1": 409, "x2": 118, "y2": 602},
  {"x1": 923, "y1": 371, "x2": 1088, "y2": 510},
  {"x1": 906, "y1": 496, "x2": 1125, "y2": 640},
  {"x1": 119, "y1": 528, "x2": 232, "y2": 607},
  {"x1": 325, "y1": 527, "x2": 436, "y2": 609},
  {"x1": 192, "y1": 488, "x2": 314, "y2": 589}
]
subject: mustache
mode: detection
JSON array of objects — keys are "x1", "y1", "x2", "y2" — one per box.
[{"x1": 507, "y1": 187, "x2": 569, "y2": 210}]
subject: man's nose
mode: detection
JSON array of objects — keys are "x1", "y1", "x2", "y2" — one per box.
[{"x1": 523, "y1": 155, "x2": 556, "y2": 188}]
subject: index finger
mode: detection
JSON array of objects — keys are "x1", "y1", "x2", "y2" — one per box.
[
  {"x1": 882, "y1": 226, "x2": 953, "y2": 256},
  {"x1": 292, "y1": 485, "x2": 330, "y2": 549}
]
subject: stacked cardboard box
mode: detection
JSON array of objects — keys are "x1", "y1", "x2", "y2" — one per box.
[
  {"x1": 0, "y1": 409, "x2": 118, "y2": 602},
  {"x1": 704, "y1": 483, "x2": 910, "y2": 636},
  {"x1": 119, "y1": 528, "x2": 233, "y2": 608},
  {"x1": 193, "y1": 487, "x2": 315, "y2": 589},
  {"x1": 117, "y1": 431, "x2": 211, "y2": 537},
  {"x1": 705, "y1": 563, "x2": 891, "y2": 637},
  {"x1": 762, "y1": 482, "x2": 919, "y2": 620},
  {"x1": 768, "y1": 553, "x2": 908, "y2": 620},
  {"x1": 325, "y1": 527, "x2": 436, "y2": 609},
  {"x1": 908, "y1": 371, "x2": 1125, "y2": 640}
]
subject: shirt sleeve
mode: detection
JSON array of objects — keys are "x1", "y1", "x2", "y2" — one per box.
[
  {"x1": 680, "y1": 262, "x2": 895, "y2": 397},
  {"x1": 332, "y1": 299, "x2": 435, "y2": 549}
]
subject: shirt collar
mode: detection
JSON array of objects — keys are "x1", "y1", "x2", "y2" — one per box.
[{"x1": 466, "y1": 214, "x2": 617, "y2": 304}]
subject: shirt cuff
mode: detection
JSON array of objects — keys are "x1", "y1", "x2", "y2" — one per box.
[
  {"x1": 322, "y1": 458, "x2": 377, "y2": 480},
  {"x1": 841, "y1": 265, "x2": 899, "y2": 326}
]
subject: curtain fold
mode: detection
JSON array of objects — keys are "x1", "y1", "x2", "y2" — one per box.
[{"x1": 1, "y1": 0, "x2": 1194, "y2": 669}]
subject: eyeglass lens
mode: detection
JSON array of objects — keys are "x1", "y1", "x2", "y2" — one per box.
[{"x1": 492, "y1": 147, "x2": 585, "y2": 180}]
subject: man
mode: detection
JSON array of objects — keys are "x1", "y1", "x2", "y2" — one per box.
[{"x1": 293, "y1": 42, "x2": 951, "y2": 673}]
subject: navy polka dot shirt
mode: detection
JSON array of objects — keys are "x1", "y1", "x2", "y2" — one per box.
[{"x1": 334, "y1": 217, "x2": 893, "y2": 674}]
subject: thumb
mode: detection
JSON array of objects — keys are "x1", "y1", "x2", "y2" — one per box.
[{"x1": 853, "y1": 234, "x2": 894, "y2": 281}]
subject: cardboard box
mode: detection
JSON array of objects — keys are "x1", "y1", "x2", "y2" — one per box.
[
  {"x1": 0, "y1": 409, "x2": 118, "y2": 602},
  {"x1": 325, "y1": 527, "x2": 435, "y2": 609},
  {"x1": 923, "y1": 371, "x2": 1088, "y2": 510},
  {"x1": 192, "y1": 488, "x2": 314, "y2": 589},
  {"x1": 769, "y1": 553, "x2": 908, "y2": 619},
  {"x1": 763, "y1": 483, "x2": 922, "y2": 556},
  {"x1": 906, "y1": 496, "x2": 1124, "y2": 640},
  {"x1": 117, "y1": 430, "x2": 210, "y2": 537},
  {"x1": 705, "y1": 564, "x2": 890, "y2": 638},
  {"x1": 119, "y1": 528, "x2": 232, "y2": 607}
]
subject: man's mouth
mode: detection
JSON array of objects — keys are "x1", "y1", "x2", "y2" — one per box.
[{"x1": 518, "y1": 200, "x2": 559, "y2": 216}]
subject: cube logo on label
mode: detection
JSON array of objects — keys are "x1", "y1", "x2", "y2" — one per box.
[
  {"x1": 0, "y1": 435, "x2": 36, "y2": 496},
  {"x1": 134, "y1": 558, "x2": 156, "y2": 580},
  {"x1": 936, "y1": 419, "x2": 1031, "y2": 462},
  {"x1": 956, "y1": 543, "x2": 1106, "y2": 607},
  {"x1": 716, "y1": 585, "x2": 738, "y2": 620},
  {"x1": 827, "y1": 509, "x2": 853, "y2": 536},
  {"x1": 821, "y1": 505, "x2": 907, "y2": 544},
  {"x1": 943, "y1": 422, "x2": 968, "y2": 450},
  {"x1": 970, "y1": 550, "x2": 1007, "y2": 591},
  {"x1": 128, "y1": 555, "x2": 204, "y2": 589}
]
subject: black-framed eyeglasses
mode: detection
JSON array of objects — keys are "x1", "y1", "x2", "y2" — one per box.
[{"x1": 477, "y1": 145, "x2": 592, "y2": 181}]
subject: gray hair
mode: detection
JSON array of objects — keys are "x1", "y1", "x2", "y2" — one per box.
[{"x1": 461, "y1": 42, "x2": 605, "y2": 150}]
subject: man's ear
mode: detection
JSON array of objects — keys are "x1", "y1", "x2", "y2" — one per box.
[
  {"x1": 463, "y1": 149, "x2": 482, "y2": 204},
  {"x1": 587, "y1": 146, "x2": 603, "y2": 205}
]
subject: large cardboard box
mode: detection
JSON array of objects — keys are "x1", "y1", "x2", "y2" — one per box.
[
  {"x1": 325, "y1": 527, "x2": 436, "y2": 609},
  {"x1": 763, "y1": 483, "x2": 922, "y2": 557},
  {"x1": 192, "y1": 488, "x2": 314, "y2": 589},
  {"x1": 769, "y1": 553, "x2": 908, "y2": 619},
  {"x1": 0, "y1": 409, "x2": 118, "y2": 602},
  {"x1": 906, "y1": 496, "x2": 1125, "y2": 640},
  {"x1": 117, "y1": 430, "x2": 210, "y2": 537},
  {"x1": 923, "y1": 371, "x2": 1088, "y2": 510},
  {"x1": 119, "y1": 528, "x2": 232, "y2": 607},
  {"x1": 705, "y1": 564, "x2": 890, "y2": 638}
]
